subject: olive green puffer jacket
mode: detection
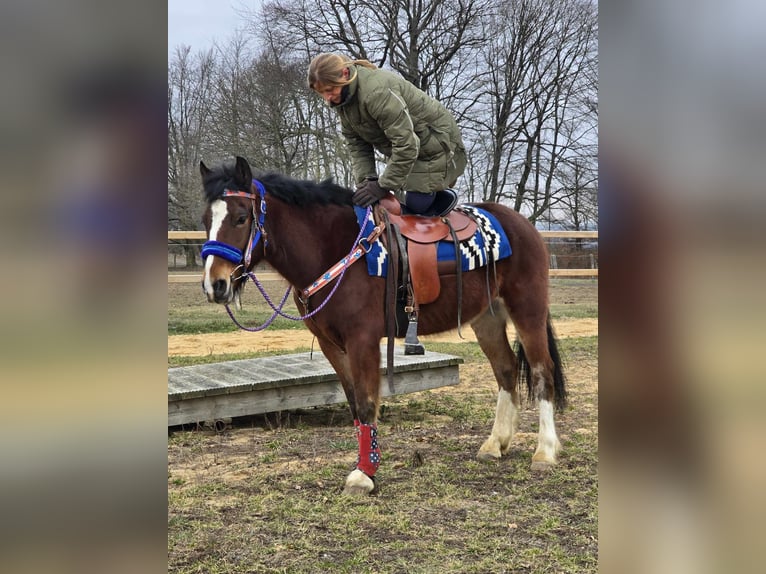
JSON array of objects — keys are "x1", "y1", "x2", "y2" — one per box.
[{"x1": 332, "y1": 65, "x2": 466, "y2": 194}]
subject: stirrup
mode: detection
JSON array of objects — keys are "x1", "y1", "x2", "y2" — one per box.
[{"x1": 404, "y1": 319, "x2": 425, "y2": 355}]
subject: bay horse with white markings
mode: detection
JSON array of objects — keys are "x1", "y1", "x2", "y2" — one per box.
[{"x1": 200, "y1": 156, "x2": 566, "y2": 496}]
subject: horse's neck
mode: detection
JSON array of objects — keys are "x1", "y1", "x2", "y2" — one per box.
[{"x1": 265, "y1": 205, "x2": 357, "y2": 288}]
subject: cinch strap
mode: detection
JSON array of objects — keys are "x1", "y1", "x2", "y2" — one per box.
[{"x1": 201, "y1": 240, "x2": 243, "y2": 264}]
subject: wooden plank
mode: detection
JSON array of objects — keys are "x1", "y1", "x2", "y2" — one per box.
[
  {"x1": 168, "y1": 348, "x2": 463, "y2": 426},
  {"x1": 168, "y1": 349, "x2": 462, "y2": 400},
  {"x1": 168, "y1": 365, "x2": 459, "y2": 426},
  {"x1": 167, "y1": 370, "x2": 229, "y2": 400},
  {"x1": 168, "y1": 380, "x2": 349, "y2": 425}
]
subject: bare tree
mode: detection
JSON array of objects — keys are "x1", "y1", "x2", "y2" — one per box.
[
  {"x1": 552, "y1": 156, "x2": 598, "y2": 230},
  {"x1": 462, "y1": 0, "x2": 597, "y2": 224},
  {"x1": 258, "y1": 0, "x2": 489, "y2": 101},
  {"x1": 208, "y1": 37, "x2": 310, "y2": 175},
  {"x1": 168, "y1": 46, "x2": 216, "y2": 266},
  {"x1": 204, "y1": 35, "x2": 256, "y2": 163},
  {"x1": 523, "y1": 0, "x2": 597, "y2": 221},
  {"x1": 170, "y1": 0, "x2": 598, "y2": 230}
]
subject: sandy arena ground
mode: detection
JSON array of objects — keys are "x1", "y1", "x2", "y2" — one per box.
[{"x1": 168, "y1": 317, "x2": 597, "y2": 357}]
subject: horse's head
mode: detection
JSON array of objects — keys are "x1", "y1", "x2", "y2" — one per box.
[{"x1": 199, "y1": 156, "x2": 264, "y2": 304}]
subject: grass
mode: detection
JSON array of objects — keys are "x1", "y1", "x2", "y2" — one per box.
[
  {"x1": 549, "y1": 303, "x2": 598, "y2": 320},
  {"x1": 169, "y1": 308, "x2": 309, "y2": 335},
  {"x1": 168, "y1": 335, "x2": 598, "y2": 573},
  {"x1": 169, "y1": 302, "x2": 597, "y2": 335},
  {"x1": 168, "y1": 278, "x2": 598, "y2": 336},
  {"x1": 168, "y1": 279, "x2": 307, "y2": 335}
]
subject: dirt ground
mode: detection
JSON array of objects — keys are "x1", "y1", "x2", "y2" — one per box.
[
  {"x1": 168, "y1": 317, "x2": 597, "y2": 357},
  {"x1": 168, "y1": 331, "x2": 599, "y2": 573}
]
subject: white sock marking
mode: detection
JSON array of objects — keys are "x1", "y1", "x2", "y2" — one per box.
[
  {"x1": 536, "y1": 399, "x2": 560, "y2": 461},
  {"x1": 493, "y1": 389, "x2": 518, "y2": 447},
  {"x1": 479, "y1": 389, "x2": 518, "y2": 458}
]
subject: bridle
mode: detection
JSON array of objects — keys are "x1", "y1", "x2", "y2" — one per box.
[
  {"x1": 200, "y1": 179, "x2": 267, "y2": 280},
  {"x1": 200, "y1": 178, "x2": 381, "y2": 330}
]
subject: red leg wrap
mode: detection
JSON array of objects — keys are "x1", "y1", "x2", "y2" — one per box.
[{"x1": 354, "y1": 420, "x2": 381, "y2": 477}]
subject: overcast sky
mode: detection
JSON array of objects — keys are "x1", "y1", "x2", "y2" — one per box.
[{"x1": 168, "y1": 0, "x2": 259, "y2": 59}]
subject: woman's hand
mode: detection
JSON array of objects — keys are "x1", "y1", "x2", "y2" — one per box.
[{"x1": 353, "y1": 177, "x2": 390, "y2": 207}]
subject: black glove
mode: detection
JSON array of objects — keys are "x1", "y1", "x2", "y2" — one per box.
[{"x1": 353, "y1": 178, "x2": 389, "y2": 207}]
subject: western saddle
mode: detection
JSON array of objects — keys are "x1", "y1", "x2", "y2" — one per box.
[{"x1": 375, "y1": 195, "x2": 477, "y2": 355}]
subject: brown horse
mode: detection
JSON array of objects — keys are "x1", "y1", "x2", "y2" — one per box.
[{"x1": 199, "y1": 156, "x2": 566, "y2": 495}]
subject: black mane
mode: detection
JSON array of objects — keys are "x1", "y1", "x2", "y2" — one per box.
[{"x1": 202, "y1": 160, "x2": 354, "y2": 207}]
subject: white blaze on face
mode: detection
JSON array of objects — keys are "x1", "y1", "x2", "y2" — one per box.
[{"x1": 203, "y1": 199, "x2": 229, "y2": 296}]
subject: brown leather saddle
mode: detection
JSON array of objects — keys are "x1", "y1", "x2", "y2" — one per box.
[{"x1": 378, "y1": 195, "x2": 477, "y2": 305}]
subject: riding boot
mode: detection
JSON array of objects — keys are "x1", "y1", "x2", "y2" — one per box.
[
  {"x1": 404, "y1": 191, "x2": 436, "y2": 215},
  {"x1": 404, "y1": 189, "x2": 458, "y2": 217}
]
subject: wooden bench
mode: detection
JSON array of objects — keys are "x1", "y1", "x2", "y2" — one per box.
[{"x1": 168, "y1": 346, "x2": 463, "y2": 426}]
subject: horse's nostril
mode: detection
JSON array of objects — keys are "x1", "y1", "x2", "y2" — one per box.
[{"x1": 213, "y1": 279, "x2": 228, "y2": 299}]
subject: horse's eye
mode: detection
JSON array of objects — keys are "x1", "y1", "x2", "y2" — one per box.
[{"x1": 236, "y1": 214, "x2": 248, "y2": 225}]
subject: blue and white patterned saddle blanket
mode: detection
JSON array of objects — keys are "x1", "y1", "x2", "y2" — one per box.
[{"x1": 353, "y1": 205, "x2": 512, "y2": 278}]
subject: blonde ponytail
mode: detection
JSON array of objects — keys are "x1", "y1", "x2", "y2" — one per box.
[{"x1": 307, "y1": 53, "x2": 377, "y2": 90}]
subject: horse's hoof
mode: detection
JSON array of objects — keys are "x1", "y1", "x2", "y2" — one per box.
[
  {"x1": 530, "y1": 460, "x2": 556, "y2": 472},
  {"x1": 531, "y1": 442, "x2": 561, "y2": 471},
  {"x1": 343, "y1": 484, "x2": 373, "y2": 496},
  {"x1": 342, "y1": 469, "x2": 376, "y2": 496},
  {"x1": 477, "y1": 450, "x2": 501, "y2": 462},
  {"x1": 477, "y1": 438, "x2": 502, "y2": 461}
]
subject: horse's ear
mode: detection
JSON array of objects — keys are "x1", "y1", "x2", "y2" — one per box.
[
  {"x1": 199, "y1": 161, "x2": 211, "y2": 178},
  {"x1": 234, "y1": 156, "x2": 253, "y2": 185}
]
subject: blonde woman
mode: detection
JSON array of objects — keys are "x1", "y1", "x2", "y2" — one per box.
[{"x1": 308, "y1": 53, "x2": 466, "y2": 215}]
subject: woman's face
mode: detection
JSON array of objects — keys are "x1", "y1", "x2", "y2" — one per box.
[
  {"x1": 315, "y1": 83, "x2": 344, "y2": 105},
  {"x1": 314, "y1": 67, "x2": 350, "y2": 105}
]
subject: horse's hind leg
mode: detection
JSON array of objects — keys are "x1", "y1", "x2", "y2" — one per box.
[
  {"x1": 513, "y1": 315, "x2": 564, "y2": 471},
  {"x1": 471, "y1": 300, "x2": 521, "y2": 461}
]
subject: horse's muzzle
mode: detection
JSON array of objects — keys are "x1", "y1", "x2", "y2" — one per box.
[
  {"x1": 202, "y1": 276, "x2": 232, "y2": 303},
  {"x1": 203, "y1": 263, "x2": 245, "y2": 304},
  {"x1": 210, "y1": 279, "x2": 231, "y2": 303}
]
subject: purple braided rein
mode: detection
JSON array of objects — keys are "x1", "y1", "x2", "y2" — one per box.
[
  {"x1": 224, "y1": 207, "x2": 371, "y2": 332},
  {"x1": 224, "y1": 283, "x2": 292, "y2": 332}
]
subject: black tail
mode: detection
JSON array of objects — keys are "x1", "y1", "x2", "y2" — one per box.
[{"x1": 514, "y1": 316, "x2": 568, "y2": 411}]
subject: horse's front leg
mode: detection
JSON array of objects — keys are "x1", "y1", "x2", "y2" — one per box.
[
  {"x1": 315, "y1": 335, "x2": 382, "y2": 495},
  {"x1": 342, "y1": 341, "x2": 383, "y2": 496},
  {"x1": 315, "y1": 336, "x2": 356, "y2": 419}
]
